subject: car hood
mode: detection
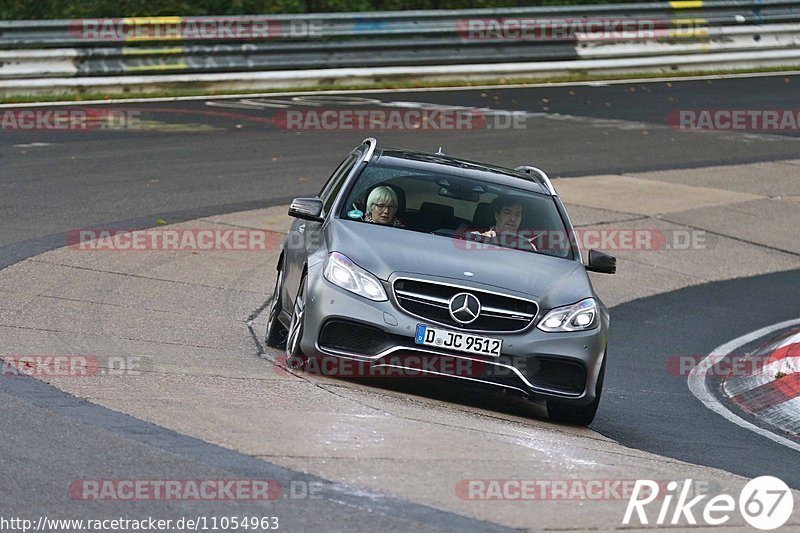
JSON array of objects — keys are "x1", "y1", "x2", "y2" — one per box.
[{"x1": 326, "y1": 220, "x2": 594, "y2": 308}]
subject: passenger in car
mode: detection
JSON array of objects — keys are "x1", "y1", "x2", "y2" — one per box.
[{"x1": 364, "y1": 185, "x2": 404, "y2": 227}]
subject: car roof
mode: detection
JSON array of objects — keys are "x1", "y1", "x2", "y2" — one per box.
[{"x1": 372, "y1": 148, "x2": 550, "y2": 196}]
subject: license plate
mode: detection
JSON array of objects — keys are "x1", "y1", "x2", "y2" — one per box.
[{"x1": 414, "y1": 324, "x2": 502, "y2": 357}]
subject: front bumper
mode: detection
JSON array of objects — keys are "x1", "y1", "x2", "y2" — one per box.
[{"x1": 299, "y1": 266, "x2": 607, "y2": 405}]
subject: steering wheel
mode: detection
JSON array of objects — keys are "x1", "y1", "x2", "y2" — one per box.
[{"x1": 496, "y1": 230, "x2": 536, "y2": 251}]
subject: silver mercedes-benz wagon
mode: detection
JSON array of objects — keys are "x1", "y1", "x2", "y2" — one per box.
[{"x1": 265, "y1": 138, "x2": 616, "y2": 425}]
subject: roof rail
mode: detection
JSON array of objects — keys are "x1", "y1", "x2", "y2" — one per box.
[
  {"x1": 360, "y1": 137, "x2": 377, "y2": 163},
  {"x1": 515, "y1": 165, "x2": 556, "y2": 196}
]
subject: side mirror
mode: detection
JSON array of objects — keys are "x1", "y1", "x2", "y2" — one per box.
[
  {"x1": 586, "y1": 249, "x2": 616, "y2": 274},
  {"x1": 288, "y1": 198, "x2": 324, "y2": 222}
]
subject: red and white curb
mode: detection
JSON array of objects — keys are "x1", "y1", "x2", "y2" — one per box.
[
  {"x1": 723, "y1": 331, "x2": 800, "y2": 435},
  {"x1": 689, "y1": 318, "x2": 800, "y2": 452}
]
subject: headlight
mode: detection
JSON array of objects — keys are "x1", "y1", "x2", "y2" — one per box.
[
  {"x1": 323, "y1": 252, "x2": 388, "y2": 301},
  {"x1": 537, "y1": 298, "x2": 598, "y2": 332}
]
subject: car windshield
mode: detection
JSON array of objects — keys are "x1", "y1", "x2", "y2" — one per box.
[{"x1": 339, "y1": 163, "x2": 575, "y2": 259}]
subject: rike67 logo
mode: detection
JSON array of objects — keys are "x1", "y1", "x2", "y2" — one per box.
[{"x1": 623, "y1": 477, "x2": 794, "y2": 530}]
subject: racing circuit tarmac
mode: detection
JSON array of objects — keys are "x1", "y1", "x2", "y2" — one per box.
[{"x1": 1, "y1": 74, "x2": 800, "y2": 531}]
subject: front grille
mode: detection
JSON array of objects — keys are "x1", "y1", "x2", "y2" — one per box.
[
  {"x1": 318, "y1": 320, "x2": 389, "y2": 356},
  {"x1": 393, "y1": 278, "x2": 538, "y2": 332}
]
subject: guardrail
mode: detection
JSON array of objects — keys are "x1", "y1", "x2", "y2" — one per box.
[{"x1": 1, "y1": 1, "x2": 799, "y2": 95}]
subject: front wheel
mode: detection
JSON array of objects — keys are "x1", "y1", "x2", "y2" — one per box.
[
  {"x1": 285, "y1": 273, "x2": 307, "y2": 358},
  {"x1": 264, "y1": 259, "x2": 288, "y2": 349},
  {"x1": 546, "y1": 354, "x2": 605, "y2": 426}
]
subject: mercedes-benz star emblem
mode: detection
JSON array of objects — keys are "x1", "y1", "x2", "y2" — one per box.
[{"x1": 449, "y1": 292, "x2": 481, "y2": 325}]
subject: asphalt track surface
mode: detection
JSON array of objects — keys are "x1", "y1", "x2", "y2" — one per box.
[
  {"x1": 2, "y1": 74, "x2": 800, "y2": 527},
  {"x1": 599, "y1": 270, "x2": 800, "y2": 485}
]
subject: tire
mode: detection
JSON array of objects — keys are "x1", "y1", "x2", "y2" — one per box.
[
  {"x1": 546, "y1": 354, "x2": 606, "y2": 426},
  {"x1": 264, "y1": 259, "x2": 288, "y2": 349},
  {"x1": 285, "y1": 273, "x2": 307, "y2": 358}
]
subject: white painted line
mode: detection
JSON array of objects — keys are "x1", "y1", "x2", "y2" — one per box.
[
  {"x1": 1, "y1": 70, "x2": 799, "y2": 109},
  {"x1": 12, "y1": 142, "x2": 52, "y2": 148},
  {"x1": 688, "y1": 317, "x2": 800, "y2": 453}
]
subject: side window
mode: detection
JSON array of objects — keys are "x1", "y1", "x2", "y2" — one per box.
[
  {"x1": 319, "y1": 156, "x2": 349, "y2": 198},
  {"x1": 320, "y1": 154, "x2": 358, "y2": 215}
]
